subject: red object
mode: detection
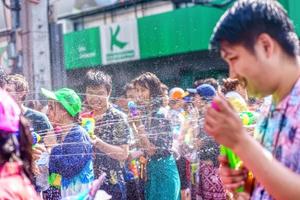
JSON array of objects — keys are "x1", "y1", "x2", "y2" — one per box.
[
  {"x1": 186, "y1": 159, "x2": 191, "y2": 184},
  {"x1": 80, "y1": 111, "x2": 94, "y2": 118},
  {"x1": 54, "y1": 126, "x2": 63, "y2": 134},
  {"x1": 211, "y1": 101, "x2": 220, "y2": 112}
]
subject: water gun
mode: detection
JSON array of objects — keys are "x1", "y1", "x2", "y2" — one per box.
[
  {"x1": 220, "y1": 145, "x2": 244, "y2": 190},
  {"x1": 48, "y1": 173, "x2": 62, "y2": 188},
  {"x1": 211, "y1": 101, "x2": 244, "y2": 192},
  {"x1": 240, "y1": 111, "x2": 256, "y2": 126},
  {"x1": 32, "y1": 131, "x2": 41, "y2": 147},
  {"x1": 128, "y1": 160, "x2": 139, "y2": 179},
  {"x1": 128, "y1": 101, "x2": 138, "y2": 117},
  {"x1": 81, "y1": 112, "x2": 96, "y2": 139},
  {"x1": 191, "y1": 163, "x2": 199, "y2": 185}
]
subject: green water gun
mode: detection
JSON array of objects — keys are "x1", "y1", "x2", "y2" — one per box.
[
  {"x1": 220, "y1": 145, "x2": 244, "y2": 192},
  {"x1": 212, "y1": 101, "x2": 245, "y2": 192},
  {"x1": 240, "y1": 111, "x2": 256, "y2": 126}
]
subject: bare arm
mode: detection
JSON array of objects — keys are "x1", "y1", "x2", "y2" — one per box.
[
  {"x1": 134, "y1": 124, "x2": 156, "y2": 156},
  {"x1": 93, "y1": 138, "x2": 129, "y2": 161},
  {"x1": 205, "y1": 96, "x2": 300, "y2": 200},
  {"x1": 235, "y1": 134, "x2": 300, "y2": 200}
]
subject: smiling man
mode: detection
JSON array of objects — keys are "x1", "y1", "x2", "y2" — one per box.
[
  {"x1": 205, "y1": 0, "x2": 300, "y2": 200},
  {"x1": 84, "y1": 70, "x2": 130, "y2": 200}
]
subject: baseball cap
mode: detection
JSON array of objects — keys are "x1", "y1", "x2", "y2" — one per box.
[
  {"x1": 169, "y1": 87, "x2": 189, "y2": 100},
  {"x1": 41, "y1": 88, "x2": 82, "y2": 117},
  {"x1": 187, "y1": 84, "x2": 216, "y2": 100},
  {"x1": 0, "y1": 89, "x2": 21, "y2": 133}
]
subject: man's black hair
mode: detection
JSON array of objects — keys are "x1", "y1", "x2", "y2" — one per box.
[
  {"x1": 210, "y1": 0, "x2": 299, "y2": 57},
  {"x1": 84, "y1": 70, "x2": 112, "y2": 94}
]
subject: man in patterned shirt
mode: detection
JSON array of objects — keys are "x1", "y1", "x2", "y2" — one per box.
[
  {"x1": 205, "y1": 0, "x2": 300, "y2": 199},
  {"x1": 84, "y1": 70, "x2": 130, "y2": 200}
]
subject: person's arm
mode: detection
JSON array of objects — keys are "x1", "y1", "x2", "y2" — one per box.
[
  {"x1": 93, "y1": 139, "x2": 129, "y2": 161},
  {"x1": 128, "y1": 115, "x2": 156, "y2": 155},
  {"x1": 134, "y1": 125, "x2": 156, "y2": 155},
  {"x1": 205, "y1": 96, "x2": 300, "y2": 200},
  {"x1": 93, "y1": 114, "x2": 130, "y2": 161},
  {"x1": 234, "y1": 133, "x2": 300, "y2": 200}
]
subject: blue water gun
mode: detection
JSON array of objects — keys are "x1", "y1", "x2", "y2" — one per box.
[
  {"x1": 128, "y1": 101, "x2": 138, "y2": 117},
  {"x1": 32, "y1": 131, "x2": 41, "y2": 147}
]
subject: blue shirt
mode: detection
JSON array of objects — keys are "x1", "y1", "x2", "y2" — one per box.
[
  {"x1": 93, "y1": 106, "x2": 131, "y2": 185},
  {"x1": 49, "y1": 125, "x2": 94, "y2": 188}
]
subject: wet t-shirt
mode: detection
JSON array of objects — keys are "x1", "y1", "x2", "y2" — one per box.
[
  {"x1": 93, "y1": 106, "x2": 131, "y2": 185},
  {"x1": 144, "y1": 108, "x2": 173, "y2": 160}
]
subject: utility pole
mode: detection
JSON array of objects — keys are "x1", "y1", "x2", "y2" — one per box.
[{"x1": 20, "y1": 0, "x2": 52, "y2": 99}]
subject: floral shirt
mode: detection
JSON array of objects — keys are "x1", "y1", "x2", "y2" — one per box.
[
  {"x1": 251, "y1": 78, "x2": 300, "y2": 200},
  {"x1": 93, "y1": 106, "x2": 131, "y2": 185}
]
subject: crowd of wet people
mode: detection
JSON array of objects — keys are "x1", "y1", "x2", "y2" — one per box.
[
  {"x1": 0, "y1": 67, "x2": 266, "y2": 200},
  {"x1": 2, "y1": 0, "x2": 300, "y2": 199}
]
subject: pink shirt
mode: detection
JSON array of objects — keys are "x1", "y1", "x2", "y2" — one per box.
[{"x1": 0, "y1": 162, "x2": 40, "y2": 200}]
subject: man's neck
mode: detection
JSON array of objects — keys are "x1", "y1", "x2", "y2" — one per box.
[
  {"x1": 273, "y1": 57, "x2": 300, "y2": 105},
  {"x1": 59, "y1": 117, "x2": 75, "y2": 141},
  {"x1": 93, "y1": 104, "x2": 110, "y2": 120}
]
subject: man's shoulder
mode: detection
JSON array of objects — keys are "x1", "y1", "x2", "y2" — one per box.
[
  {"x1": 106, "y1": 106, "x2": 128, "y2": 120},
  {"x1": 25, "y1": 107, "x2": 49, "y2": 121}
]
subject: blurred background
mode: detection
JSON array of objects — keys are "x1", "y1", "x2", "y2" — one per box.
[{"x1": 0, "y1": 0, "x2": 299, "y2": 96}]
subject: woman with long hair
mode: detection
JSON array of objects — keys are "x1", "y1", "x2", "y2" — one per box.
[
  {"x1": 131, "y1": 72, "x2": 180, "y2": 200},
  {"x1": 0, "y1": 89, "x2": 40, "y2": 199}
]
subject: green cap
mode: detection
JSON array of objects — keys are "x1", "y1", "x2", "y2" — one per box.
[{"x1": 41, "y1": 88, "x2": 82, "y2": 117}]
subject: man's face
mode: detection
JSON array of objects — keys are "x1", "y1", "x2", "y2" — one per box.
[
  {"x1": 169, "y1": 99, "x2": 183, "y2": 110},
  {"x1": 115, "y1": 95, "x2": 127, "y2": 111},
  {"x1": 220, "y1": 35, "x2": 281, "y2": 98},
  {"x1": 85, "y1": 85, "x2": 110, "y2": 113},
  {"x1": 126, "y1": 89, "x2": 137, "y2": 102},
  {"x1": 5, "y1": 84, "x2": 25, "y2": 103},
  {"x1": 192, "y1": 94, "x2": 205, "y2": 110},
  {"x1": 47, "y1": 101, "x2": 67, "y2": 125}
]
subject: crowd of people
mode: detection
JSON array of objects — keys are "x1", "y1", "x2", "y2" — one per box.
[
  {"x1": 0, "y1": 67, "x2": 269, "y2": 200},
  {"x1": 1, "y1": 0, "x2": 300, "y2": 200}
]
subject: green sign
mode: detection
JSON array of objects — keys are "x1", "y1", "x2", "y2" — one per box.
[
  {"x1": 63, "y1": 0, "x2": 300, "y2": 69},
  {"x1": 138, "y1": 5, "x2": 225, "y2": 59},
  {"x1": 100, "y1": 20, "x2": 140, "y2": 65},
  {"x1": 64, "y1": 27, "x2": 102, "y2": 70}
]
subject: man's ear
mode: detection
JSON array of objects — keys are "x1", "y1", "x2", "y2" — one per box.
[{"x1": 256, "y1": 33, "x2": 275, "y2": 59}]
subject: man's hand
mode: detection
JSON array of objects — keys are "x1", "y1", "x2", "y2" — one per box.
[
  {"x1": 204, "y1": 96, "x2": 246, "y2": 150},
  {"x1": 181, "y1": 188, "x2": 191, "y2": 200},
  {"x1": 32, "y1": 144, "x2": 47, "y2": 161},
  {"x1": 91, "y1": 136, "x2": 102, "y2": 147},
  {"x1": 218, "y1": 156, "x2": 247, "y2": 192},
  {"x1": 43, "y1": 131, "x2": 57, "y2": 148}
]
